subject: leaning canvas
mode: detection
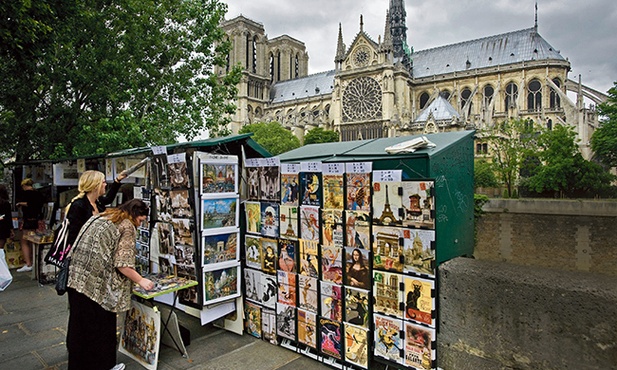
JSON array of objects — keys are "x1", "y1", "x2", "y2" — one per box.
[{"x1": 120, "y1": 300, "x2": 161, "y2": 370}]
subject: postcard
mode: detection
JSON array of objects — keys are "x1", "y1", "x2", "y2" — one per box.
[
  {"x1": 261, "y1": 308, "x2": 277, "y2": 344},
  {"x1": 298, "y1": 239, "x2": 319, "y2": 278},
  {"x1": 321, "y1": 245, "x2": 343, "y2": 285},
  {"x1": 261, "y1": 238, "x2": 278, "y2": 274},
  {"x1": 203, "y1": 265, "x2": 240, "y2": 305},
  {"x1": 201, "y1": 196, "x2": 238, "y2": 232},
  {"x1": 244, "y1": 201, "x2": 262, "y2": 235},
  {"x1": 200, "y1": 160, "x2": 238, "y2": 195},
  {"x1": 372, "y1": 225, "x2": 404, "y2": 273},
  {"x1": 300, "y1": 172, "x2": 322, "y2": 206},
  {"x1": 202, "y1": 232, "x2": 238, "y2": 267},
  {"x1": 321, "y1": 209, "x2": 344, "y2": 248},
  {"x1": 319, "y1": 317, "x2": 341, "y2": 359},
  {"x1": 344, "y1": 210, "x2": 370, "y2": 250},
  {"x1": 260, "y1": 202, "x2": 279, "y2": 238},
  {"x1": 298, "y1": 274, "x2": 318, "y2": 312},
  {"x1": 402, "y1": 228, "x2": 436, "y2": 277},
  {"x1": 276, "y1": 303, "x2": 296, "y2": 340},
  {"x1": 373, "y1": 270, "x2": 403, "y2": 318},
  {"x1": 279, "y1": 205, "x2": 299, "y2": 240},
  {"x1": 277, "y1": 238, "x2": 297, "y2": 273},
  {"x1": 277, "y1": 270, "x2": 296, "y2": 306},
  {"x1": 404, "y1": 276, "x2": 435, "y2": 327},
  {"x1": 404, "y1": 321, "x2": 435, "y2": 370},
  {"x1": 245, "y1": 234, "x2": 263, "y2": 270},
  {"x1": 244, "y1": 267, "x2": 262, "y2": 304},
  {"x1": 401, "y1": 181, "x2": 435, "y2": 229},
  {"x1": 374, "y1": 314, "x2": 403, "y2": 364},
  {"x1": 320, "y1": 281, "x2": 343, "y2": 322},
  {"x1": 297, "y1": 309, "x2": 317, "y2": 349},
  {"x1": 344, "y1": 323, "x2": 369, "y2": 368},
  {"x1": 299, "y1": 206, "x2": 320, "y2": 241},
  {"x1": 344, "y1": 287, "x2": 370, "y2": 328},
  {"x1": 344, "y1": 246, "x2": 370, "y2": 290},
  {"x1": 244, "y1": 301, "x2": 262, "y2": 339}
]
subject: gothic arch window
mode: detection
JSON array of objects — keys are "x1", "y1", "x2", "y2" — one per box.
[
  {"x1": 245, "y1": 34, "x2": 250, "y2": 69},
  {"x1": 550, "y1": 78, "x2": 561, "y2": 109},
  {"x1": 419, "y1": 92, "x2": 430, "y2": 109},
  {"x1": 289, "y1": 54, "x2": 293, "y2": 79},
  {"x1": 277, "y1": 51, "x2": 281, "y2": 81},
  {"x1": 527, "y1": 79, "x2": 542, "y2": 111},
  {"x1": 269, "y1": 53, "x2": 274, "y2": 82},
  {"x1": 460, "y1": 87, "x2": 472, "y2": 110},
  {"x1": 483, "y1": 85, "x2": 494, "y2": 107},
  {"x1": 295, "y1": 54, "x2": 299, "y2": 78},
  {"x1": 255, "y1": 107, "x2": 262, "y2": 118},
  {"x1": 252, "y1": 36, "x2": 257, "y2": 73},
  {"x1": 505, "y1": 82, "x2": 518, "y2": 109},
  {"x1": 440, "y1": 90, "x2": 451, "y2": 100}
]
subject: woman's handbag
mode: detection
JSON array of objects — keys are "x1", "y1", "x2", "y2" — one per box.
[
  {"x1": 44, "y1": 218, "x2": 70, "y2": 268},
  {"x1": 55, "y1": 257, "x2": 70, "y2": 296}
]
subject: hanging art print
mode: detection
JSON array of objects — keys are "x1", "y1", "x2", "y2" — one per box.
[
  {"x1": 244, "y1": 201, "x2": 262, "y2": 235},
  {"x1": 279, "y1": 205, "x2": 299, "y2": 240},
  {"x1": 401, "y1": 181, "x2": 435, "y2": 229},
  {"x1": 298, "y1": 239, "x2": 319, "y2": 278},
  {"x1": 171, "y1": 218, "x2": 193, "y2": 246},
  {"x1": 373, "y1": 270, "x2": 403, "y2": 318},
  {"x1": 166, "y1": 153, "x2": 189, "y2": 189},
  {"x1": 276, "y1": 303, "x2": 296, "y2": 341},
  {"x1": 200, "y1": 155, "x2": 238, "y2": 196},
  {"x1": 281, "y1": 163, "x2": 300, "y2": 206},
  {"x1": 322, "y1": 163, "x2": 345, "y2": 210},
  {"x1": 404, "y1": 276, "x2": 436, "y2": 327},
  {"x1": 203, "y1": 265, "x2": 240, "y2": 305},
  {"x1": 403, "y1": 228, "x2": 436, "y2": 277},
  {"x1": 201, "y1": 196, "x2": 238, "y2": 232},
  {"x1": 244, "y1": 267, "x2": 262, "y2": 304},
  {"x1": 404, "y1": 321, "x2": 436, "y2": 370},
  {"x1": 245, "y1": 235, "x2": 263, "y2": 270},
  {"x1": 344, "y1": 323, "x2": 369, "y2": 369},
  {"x1": 170, "y1": 189, "x2": 193, "y2": 218},
  {"x1": 244, "y1": 301, "x2": 262, "y2": 339},
  {"x1": 374, "y1": 314, "x2": 404, "y2": 364},
  {"x1": 372, "y1": 225, "x2": 404, "y2": 273},
  {"x1": 260, "y1": 202, "x2": 279, "y2": 238},
  {"x1": 297, "y1": 309, "x2": 317, "y2": 349},
  {"x1": 319, "y1": 317, "x2": 342, "y2": 360},
  {"x1": 202, "y1": 232, "x2": 239, "y2": 267}
]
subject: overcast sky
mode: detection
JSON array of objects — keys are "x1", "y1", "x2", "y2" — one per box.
[{"x1": 225, "y1": 0, "x2": 616, "y2": 95}]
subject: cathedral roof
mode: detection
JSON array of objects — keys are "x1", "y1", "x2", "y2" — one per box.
[
  {"x1": 411, "y1": 28, "x2": 567, "y2": 78},
  {"x1": 270, "y1": 70, "x2": 336, "y2": 103},
  {"x1": 414, "y1": 96, "x2": 461, "y2": 123}
]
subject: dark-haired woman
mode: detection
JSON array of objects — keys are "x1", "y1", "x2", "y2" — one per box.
[{"x1": 66, "y1": 199, "x2": 154, "y2": 370}]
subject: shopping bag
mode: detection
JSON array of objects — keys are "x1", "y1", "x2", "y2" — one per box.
[
  {"x1": 44, "y1": 218, "x2": 71, "y2": 268},
  {"x1": 0, "y1": 249, "x2": 13, "y2": 291},
  {"x1": 55, "y1": 257, "x2": 70, "y2": 296}
]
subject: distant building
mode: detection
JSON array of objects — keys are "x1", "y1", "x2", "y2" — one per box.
[{"x1": 217, "y1": 0, "x2": 607, "y2": 159}]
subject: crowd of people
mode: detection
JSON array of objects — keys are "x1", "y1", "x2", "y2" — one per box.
[{"x1": 2, "y1": 171, "x2": 153, "y2": 370}]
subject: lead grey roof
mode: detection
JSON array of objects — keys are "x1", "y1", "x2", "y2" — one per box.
[
  {"x1": 415, "y1": 96, "x2": 460, "y2": 123},
  {"x1": 411, "y1": 28, "x2": 567, "y2": 78},
  {"x1": 270, "y1": 70, "x2": 336, "y2": 103}
]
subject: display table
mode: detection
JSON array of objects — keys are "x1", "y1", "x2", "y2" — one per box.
[{"x1": 23, "y1": 233, "x2": 55, "y2": 284}]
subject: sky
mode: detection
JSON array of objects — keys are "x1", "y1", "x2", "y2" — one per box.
[{"x1": 224, "y1": 0, "x2": 617, "y2": 95}]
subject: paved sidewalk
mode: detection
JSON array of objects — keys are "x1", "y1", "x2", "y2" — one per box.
[{"x1": 0, "y1": 270, "x2": 343, "y2": 370}]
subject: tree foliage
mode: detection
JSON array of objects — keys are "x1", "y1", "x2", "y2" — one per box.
[
  {"x1": 520, "y1": 124, "x2": 615, "y2": 198},
  {"x1": 474, "y1": 159, "x2": 499, "y2": 188},
  {"x1": 303, "y1": 127, "x2": 339, "y2": 145},
  {"x1": 481, "y1": 119, "x2": 539, "y2": 197},
  {"x1": 239, "y1": 122, "x2": 301, "y2": 156},
  {"x1": 0, "y1": 0, "x2": 241, "y2": 161},
  {"x1": 592, "y1": 82, "x2": 617, "y2": 167}
]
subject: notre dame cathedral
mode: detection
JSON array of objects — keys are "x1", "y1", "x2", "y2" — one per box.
[{"x1": 216, "y1": 0, "x2": 607, "y2": 159}]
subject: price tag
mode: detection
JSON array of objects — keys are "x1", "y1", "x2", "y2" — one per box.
[
  {"x1": 151, "y1": 146, "x2": 167, "y2": 156},
  {"x1": 167, "y1": 152, "x2": 186, "y2": 164},
  {"x1": 300, "y1": 162, "x2": 322, "y2": 172},
  {"x1": 373, "y1": 170, "x2": 402, "y2": 182},
  {"x1": 245, "y1": 158, "x2": 260, "y2": 167},
  {"x1": 345, "y1": 162, "x2": 372, "y2": 173},
  {"x1": 281, "y1": 163, "x2": 300, "y2": 174},
  {"x1": 322, "y1": 163, "x2": 344, "y2": 175},
  {"x1": 264, "y1": 157, "x2": 280, "y2": 167}
]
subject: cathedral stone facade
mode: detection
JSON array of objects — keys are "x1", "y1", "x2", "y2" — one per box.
[{"x1": 217, "y1": 1, "x2": 607, "y2": 159}]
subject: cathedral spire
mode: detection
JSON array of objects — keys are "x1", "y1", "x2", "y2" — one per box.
[
  {"x1": 389, "y1": 0, "x2": 412, "y2": 71},
  {"x1": 534, "y1": 1, "x2": 538, "y2": 32},
  {"x1": 379, "y1": 10, "x2": 393, "y2": 53},
  {"x1": 334, "y1": 22, "x2": 346, "y2": 65}
]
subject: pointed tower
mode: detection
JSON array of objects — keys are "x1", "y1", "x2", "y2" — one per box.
[
  {"x1": 389, "y1": 0, "x2": 412, "y2": 70},
  {"x1": 334, "y1": 23, "x2": 346, "y2": 71},
  {"x1": 379, "y1": 11, "x2": 393, "y2": 55}
]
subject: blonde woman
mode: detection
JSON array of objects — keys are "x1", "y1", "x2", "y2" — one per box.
[
  {"x1": 65, "y1": 170, "x2": 127, "y2": 251},
  {"x1": 67, "y1": 199, "x2": 154, "y2": 370}
]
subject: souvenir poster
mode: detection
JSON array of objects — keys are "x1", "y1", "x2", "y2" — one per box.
[
  {"x1": 319, "y1": 317, "x2": 342, "y2": 359},
  {"x1": 202, "y1": 232, "x2": 238, "y2": 267},
  {"x1": 277, "y1": 270, "x2": 296, "y2": 306},
  {"x1": 298, "y1": 274, "x2": 318, "y2": 312},
  {"x1": 261, "y1": 273, "x2": 278, "y2": 309},
  {"x1": 298, "y1": 309, "x2": 317, "y2": 349},
  {"x1": 53, "y1": 162, "x2": 79, "y2": 186},
  {"x1": 279, "y1": 205, "x2": 299, "y2": 239},
  {"x1": 321, "y1": 209, "x2": 344, "y2": 248},
  {"x1": 245, "y1": 235, "x2": 263, "y2": 270},
  {"x1": 300, "y1": 171, "x2": 322, "y2": 206},
  {"x1": 245, "y1": 201, "x2": 262, "y2": 235},
  {"x1": 260, "y1": 159, "x2": 281, "y2": 202},
  {"x1": 373, "y1": 225, "x2": 404, "y2": 272},
  {"x1": 201, "y1": 196, "x2": 238, "y2": 232},
  {"x1": 261, "y1": 238, "x2": 277, "y2": 274},
  {"x1": 344, "y1": 287, "x2": 370, "y2": 328},
  {"x1": 372, "y1": 171, "x2": 404, "y2": 226},
  {"x1": 345, "y1": 210, "x2": 370, "y2": 250},
  {"x1": 260, "y1": 202, "x2": 279, "y2": 238},
  {"x1": 158, "y1": 256, "x2": 174, "y2": 275},
  {"x1": 170, "y1": 189, "x2": 193, "y2": 218},
  {"x1": 200, "y1": 157, "x2": 238, "y2": 196},
  {"x1": 167, "y1": 160, "x2": 189, "y2": 189},
  {"x1": 173, "y1": 244, "x2": 195, "y2": 268},
  {"x1": 152, "y1": 154, "x2": 170, "y2": 188},
  {"x1": 262, "y1": 308, "x2": 277, "y2": 344},
  {"x1": 244, "y1": 301, "x2": 262, "y2": 339},
  {"x1": 276, "y1": 303, "x2": 296, "y2": 340},
  {"x1": 321, "y1": 245, "x2": 343, "y2": 284},
  {"x1": 277, "y1": 238, "x2": 297, "y2": 273},
  {"x1": 322, "y1": 163, "x2": 345, "y2": 210},
  {"x1": 281, "y1": 163, "x2": 300, "y2": 206},
  {"x1": 403, "y1": 228, "x2": 436, "y2": 277},
  {"x1": 156, "y1": 222, "x2": 174, "y2": 255},
  {"x1": 320, "y1": 281, "x2": 343, "y2": 321},
  {"x1": 404, "y1": 276, "x2": 435, "y2": 327},
  {"x1": 401, "y1": 181, "x2": 435, "y2": 229},
  {"x1": 154, "y1": 189, "x2": 172, "y2": 222},
  {"x1": 171, "y1": 218, "x2": 193, "y2": 246},
  {"x1": 404, "y1": 321, "x2": 436, "y2": 370},
  {"x1": 374, "y1": 314, "x2": 403, "y2": 364},
  {"x1": 203, "y1": 265, "x2": 240, "y2": 305},
  {"x1": 120, "y1": 300, "x2": 161, "y2": 370},
  {"x1": 244, "y1": 268, "x2": 262, "y2": 304},
  {"x1": 373, "y1": 270, "x2": 403, "y2": 318},
  {"x1": 299, "y1": 205, "x2": 320, "y2": 241},
  {"x1": 246, "y1": 165, "x2": 261, "y2": 201},
  {"x1": 345, "y1": 167, "x2": 371, "y2": 211},
  {"x1": 344, "y1": 247, "x2": 370, "y2": 290},
  {"x1": 344, "y1": 323, "x2": 369, "y2": 369},
  {"x1": 295, "y1": 240, "x2": 316, "y2": 280}
]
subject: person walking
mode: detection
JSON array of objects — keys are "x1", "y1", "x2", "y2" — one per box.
[
  {"x1": 0, "y1": 185, "x2": 14, "y2": 250},
  {"x1": 16, "y1": 178, "x2": 44, "y2": 272},
  {"x1": 66, "y1": 199, "x2": 154, "y2": 370}
]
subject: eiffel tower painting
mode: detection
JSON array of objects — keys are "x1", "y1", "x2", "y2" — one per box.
[{"x1": 378, "y1": 184, "x2": 397, "y2": 225}]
